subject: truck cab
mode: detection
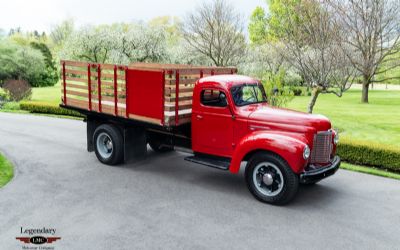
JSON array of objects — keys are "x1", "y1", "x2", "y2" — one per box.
[{"x1": 189, "y1": 75, "x2": 340, "y2": 204}]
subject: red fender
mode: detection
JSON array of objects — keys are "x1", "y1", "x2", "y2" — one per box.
[{"x1": 229, "y1": 131, "x2": 309, "y2": 174}]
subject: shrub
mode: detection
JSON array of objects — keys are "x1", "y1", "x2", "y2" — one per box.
[
  {"x1": 20, "y1": 102, "x2": 83, "y2": 117},
  {"x1": 291, "y1": 87, "x2": 303, "y2": 96},
  {"x1": 30, "y1": 42, "x2": 59, "y2": 87},
  {"x1": 2, "y1": 79, "x2": 32, "y2": 101},
  {"x1": 0, "y1": 40, "x2": 46, "y2": 85},
  {"x1": 1, "y1": 102, "x2": 20, "y2": 110},
  {"x1": 337, "y1": 138, "x2": 400, "y2": 173}
]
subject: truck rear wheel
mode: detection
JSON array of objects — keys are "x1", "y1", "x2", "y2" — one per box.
[
  {"x1": 245, "y1": 152, "x2": 299, "y2": 205},
  {"x1": 93, "y1": 124, "x2": 124, "y2": 165}
]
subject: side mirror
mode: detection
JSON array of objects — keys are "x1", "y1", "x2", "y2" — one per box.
[
  {"x1": 220, "y1": 92, "x2": 235, "y2": 120},
  {"x1": 219, "y1": 92, "x2": 226, "y2": 101}
]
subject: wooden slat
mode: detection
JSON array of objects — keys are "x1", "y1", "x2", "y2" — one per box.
[
  {"x1": 66, "y1": 89, "x2": 88, "y2": 98},
  {"x1": 93, "y1": 95, "x2": 126, "y2": 104},
  {"x1": 128, "y1": 114, "x2": 161, "y2": 125},
  {"x1": 101, "y1": 73, "x2": 125, "y2": 80},
  {"x1": 66, "y1": 83, "x2": 88, "y2": 90},
  {"x1": 66, "y1": 98, "x2": 88, "y2": 109},
  {"x1": 164, "y1": 103, "x2": 192, "y2": 111},
  {"x1": 100, "y1": 87, "x2": 126, "y2": 96},
  {"x1": 165, "y1": 95, "x2": 192, "y2": 102},
  {"x1": 65, "y1": 68, "x2": 87, "y2": 76},
  {"x1": 165, "y1": 86, "x2": 194, "y2": 95},
  {"x1": 65, "y1": 76, "x2": 88, "y2": 84},
  {"x1": 165, "y1": 78, "x2": 198, "y2": 85},
  {"x1": 62, "y1": 60, "x2": 88, "y2": 67}
]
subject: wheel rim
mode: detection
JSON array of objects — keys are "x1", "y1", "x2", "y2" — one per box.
[
  {"x1": 252, "y1": 162, "x2": 284, "y2": 197},
  {"x1": 96, "y1": 132, "x2": 113, "y2": 159}
]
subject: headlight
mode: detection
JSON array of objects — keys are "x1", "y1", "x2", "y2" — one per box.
[
  {"x1": 303, "y1": 145, "x2": 310, "y2": 160},
  {"x1": 334, "y1": 131, "x2": 339, "y2": 145}
]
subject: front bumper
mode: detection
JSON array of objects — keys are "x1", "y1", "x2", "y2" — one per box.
[{"x1": 299, "y1": 156, "x2": 341, "y2": 184}]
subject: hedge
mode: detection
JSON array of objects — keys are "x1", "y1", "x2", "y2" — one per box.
[
  {"x1": 20, "y1": 102, "x2": 83, "y2": 118},
  {"x1": 337, "y1": 138, "x2": 400, "y2": 173}
]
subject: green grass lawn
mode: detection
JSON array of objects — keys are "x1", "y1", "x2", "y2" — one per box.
[
  {"x1": 0, "y1": 153, "x2": 14, "y2": 188},
  {"x1": 31, "y1": 83, "x2": 61, "y2": 105},
  {"x1": 287, "y1": 89, "x2": 400, "y2": 148},
  {"x1": 341, "y1": 162, "x2": 400, "y2": 180}
]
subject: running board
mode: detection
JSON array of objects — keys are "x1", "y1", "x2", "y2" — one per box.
[{"x1": 184, "y1": 155, "x2": 230, "y2": 170}]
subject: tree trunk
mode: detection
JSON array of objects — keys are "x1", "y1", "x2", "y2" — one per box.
[
  {"x1": 307, "y1": 87, "x2": 320, "y2": 113},
  {"x1": 361, "y1": 75, "x2": 369, "y2": 103}
]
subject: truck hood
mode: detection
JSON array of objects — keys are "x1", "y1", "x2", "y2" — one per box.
[{"x1": 248, "y1": 105, "x2": 331, "y2": 132}]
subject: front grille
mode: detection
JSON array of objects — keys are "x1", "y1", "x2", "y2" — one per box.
[{"x1": 310, "y1": 131, "x2": 333, "y2": 164}]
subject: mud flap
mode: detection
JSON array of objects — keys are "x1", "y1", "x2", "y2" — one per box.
[
  {"x1": 124, "y1": 126, "x2": 147, "y2": 163},
  {"x1": 86, "y1": 117, "x2": 97, "y2": 152}
]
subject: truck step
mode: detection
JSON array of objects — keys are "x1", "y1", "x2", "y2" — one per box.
[{"x1": 184, "y1": 155, "x2": 230, "y2": 170}]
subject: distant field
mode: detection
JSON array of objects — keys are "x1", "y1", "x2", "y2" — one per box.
[
  {"x1": 287, "y1": 89, "x2": 400, "y2": 148},
  {"x1": 31, "y1": 83, "x2": 61, "y2": 105}
]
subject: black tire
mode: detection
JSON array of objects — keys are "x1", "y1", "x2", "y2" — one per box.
[
  {"x1": 245, "y1": 152, "x2": 299, "y2": 205},
  {"x1": 93, "y1": 124, "x2": 124, "y2": 165},
  {"x1": 148, "y1": 138, "x2": 173, "y2": 153}
]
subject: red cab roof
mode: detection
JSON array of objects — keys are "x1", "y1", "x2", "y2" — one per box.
[{"x1": 198, "y1": 75, "x2": 260, "y2": 89}]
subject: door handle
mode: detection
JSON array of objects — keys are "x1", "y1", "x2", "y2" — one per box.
[{"x1": 196, "y1": 115, "x2": 203, "y2": 120}]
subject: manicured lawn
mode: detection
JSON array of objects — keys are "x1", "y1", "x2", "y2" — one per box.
[
  {"x1": 287, "y1": 89, "x2": 400, "y2": 148},
  {"x1": 341, "y1": 162, "x2": 400, "y2": 180},
  {"x1": 0, "y1": 153, "x2": 14, "y2": 188},
  {"x1": 31, "y1": 83, "x2": 61, "y2": 105}
]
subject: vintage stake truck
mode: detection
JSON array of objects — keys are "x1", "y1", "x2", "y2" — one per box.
[{"x1": 60, "y1": 60, "x2": 340, "y2": 204}]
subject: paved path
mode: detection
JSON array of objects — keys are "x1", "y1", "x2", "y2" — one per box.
[{"x1": 0, "y1": 113, "x2": 399, "y2": 250}]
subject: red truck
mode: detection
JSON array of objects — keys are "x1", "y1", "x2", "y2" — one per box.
[{"x1": 60, "y1": 60, "x2": 340, "y2": 205}]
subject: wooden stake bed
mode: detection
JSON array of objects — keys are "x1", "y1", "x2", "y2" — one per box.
[{"x1": 61, "y1": 60, "x2": 237, "y2": 127}]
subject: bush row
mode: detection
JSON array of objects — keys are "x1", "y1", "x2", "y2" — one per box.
[
  {"x1": 337, "y1": 138, "x2": 400, "y2": 173},
  {"x1": 20, "y1": 102, "x2": 83, "y2": 118}
]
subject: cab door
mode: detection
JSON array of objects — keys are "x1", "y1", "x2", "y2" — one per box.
[{"x1": 192, "y1": 88, "x2": 234, "y2": 157}]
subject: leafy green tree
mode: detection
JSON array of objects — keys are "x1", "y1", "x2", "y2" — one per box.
[
  {"x1": 248, "y1": 7, "x2": 268, "y2": 44},
  {"x1": 267, "y1": 0, "x2": 300, "y2": 41},
  {"x1": 30, "y1": 42, "x2": 59, "y2": 86},
  {"x1": 0, "y1": 40, "x2": 45, "y2": 86}
]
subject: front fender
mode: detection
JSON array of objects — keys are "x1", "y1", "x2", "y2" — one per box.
[{"x1": 229, "y1": 131, "x2": 308, "y2": 174}]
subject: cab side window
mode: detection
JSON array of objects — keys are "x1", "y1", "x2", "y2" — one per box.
[{"x1": 200, "y1": 89, "x2": 227, "y2": 107}]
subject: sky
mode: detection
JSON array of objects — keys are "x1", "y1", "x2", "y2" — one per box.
[{"x1": 0, "y1": 0, "x2": 267, "y2": 34}]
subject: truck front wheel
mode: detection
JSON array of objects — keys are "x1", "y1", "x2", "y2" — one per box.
[
  {"x1": 93, "y1": 124, "x2": 124, "y2": 165},
  {"x1": 245, "y1": 152, "x2": 299, "y2": 205}
]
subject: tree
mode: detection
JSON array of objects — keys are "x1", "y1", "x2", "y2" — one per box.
[
  {"x1": 248, "y1": 7, "x2": 268, "y2": 44},
  {"x1": 61, "y1": 25, "x2": 118, "y2": 63},
  {"x1": 50, "y1": 19, "x2": 74, "y2": 47},
  {"x1": 276, "y1": 0, "x2": 355, "y2": 113},
  {"x1": 327, "y1": 0, "x2": 400, "y2": 103},
  {"x1": 182, "y1": 0, "x2": 246, "y2": 66},
  {"x1": 119, "y1": 23, "x2": 167, "y2": 63},
  {"x1": 30, "y1": 42, "x2": 59, "y2": 86},
  {"x1": 0, "y1": 40, "x2": 45, "y2": 86},
  {"x1": 266, "y1": 0, "x2": 301, "y2": 41}
]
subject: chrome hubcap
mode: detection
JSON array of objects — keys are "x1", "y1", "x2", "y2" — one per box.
[
  {"x1": 262, "y1": 173, "x2": 274, "y2": 186},
  {"x1": 96, "y1": 132, "x2": 113, "y2": 159},
  {"x1": 253, "y1": 162, "x2": 284, "y2": 196}
]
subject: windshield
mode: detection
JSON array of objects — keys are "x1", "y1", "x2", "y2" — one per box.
[{"x1": 230, "y1": 84, "x2": 268, "y2": 106}]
